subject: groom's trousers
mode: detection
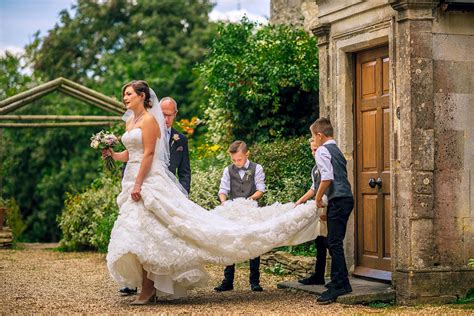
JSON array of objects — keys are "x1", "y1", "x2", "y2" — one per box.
[{"x1": 223, "y1": 257, "x2": 260, "y2": 285}]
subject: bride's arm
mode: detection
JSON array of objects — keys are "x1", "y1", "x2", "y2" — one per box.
[
  {"x1": 102, "y1": 149, "x2": 128, "y2": 162},
  {"x1": 131, "y1": 115, "x2": 160, "y2": 201},
  {"x1": 112, "y1": 150, "x2": 129, "y2": 162}
]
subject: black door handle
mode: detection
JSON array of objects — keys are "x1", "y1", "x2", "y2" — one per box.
[
  {"x1": 369, "y1": 177, "x2": 383, "y2": 188},
  {"x1": 369, "y1": 178, "x2": 376, "y2": 188},
  {"x1": 375, "y1": 177, "x2": 382, "y2": 188}
]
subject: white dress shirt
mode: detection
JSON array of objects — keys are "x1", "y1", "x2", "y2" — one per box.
[
  {"x1": 218, "y1": 159, "x2": 266, "y2": 196},
  {"x1": 315, "y1": 139, "x2": 337, "y2": 181}
]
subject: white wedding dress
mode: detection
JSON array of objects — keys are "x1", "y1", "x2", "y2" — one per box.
[{"x1": 106, "y1": 128, "x2": 320, "y2": 299}]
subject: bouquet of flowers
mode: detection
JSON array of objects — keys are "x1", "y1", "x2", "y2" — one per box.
[{"x1": 90, "y1": 130, "x2": 119, "y2": 171}]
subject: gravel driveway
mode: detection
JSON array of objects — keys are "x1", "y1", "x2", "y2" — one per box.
[{"x1": 0, "y1": 245, "x2": 471, "y2": 314}]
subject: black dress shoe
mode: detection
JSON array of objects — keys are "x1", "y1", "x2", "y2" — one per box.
[
  {"x1": 119, "y1": 287, "x2": 137, "y2": 296},
  {"x1": 250, "y1": 284, "x2": 263, "y2": 292},
  {"x1": 298, "y1": 276, "x2": 325, "y2": 286},
  {"x1": 324, "y1": 281, "x2": 352, "y2": 293},
  {"x1": 214, "y1": 283, "x2": 234, "y2": 292},
  {"x1": 316, "y1": 286, "x2": 351, "y2": 304}
]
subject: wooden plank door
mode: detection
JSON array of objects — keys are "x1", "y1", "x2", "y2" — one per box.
[{"x1": 354, "y1": 46, "x2": 391, "y2": 280}]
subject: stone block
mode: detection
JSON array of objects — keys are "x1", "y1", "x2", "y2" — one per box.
[
  {"x1": 394, "y1": 217, "x2": 411, "y2": 269},
  {"x1": 410, "y1": 219, "x2": 435, "y2": 268},
  {"x1": 393, "y1": 270, "x2": 474, "y2": 305},
  {"x1": 435, "y1": 130, "x2": 465, "y2": 171},
  {"x1": 409, "y1": 31, "x2": 432, "y2": 58},
  {"x1": 412, "y1": 171, "x2": 433, "y2": 195},
  {"x1": 434, "y1": 60, "x2": 471, "y2": 94},
  {"x1": 434, "y1": 93, "x2": 471, "y2": 132},
  {"x1": 433, "y1": 34, "x2": 474, "y2": 62},
  {"x1": 412, "y1": 128, "x2": 434, "y2": 170},
  {"x1": 411, "y1": 194, "x2": 434, "y2": 219},
  {"x1": 462, "y1": 217, "x2": 474, "y2": 264}
]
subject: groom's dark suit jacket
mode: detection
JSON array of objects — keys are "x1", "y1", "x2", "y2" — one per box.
[{"x1": 168, "y1": 128, "x2": 191, "y2": 194}]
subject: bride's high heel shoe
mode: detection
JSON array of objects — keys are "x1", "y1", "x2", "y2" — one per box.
[{"x1": 130, "y1": 290, "x2": 156, "y2": 305}]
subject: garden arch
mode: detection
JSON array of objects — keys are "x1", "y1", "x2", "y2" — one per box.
[{"x1": 0, "y1": 77, "x2": 125, "y2": 128}]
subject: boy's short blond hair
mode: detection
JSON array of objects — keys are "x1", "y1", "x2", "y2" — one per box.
[
  {"x1": 310, "y1": 117, "x2": 334, "y2": 137},
  {"x1": 228, "y1": 140, "x2": 248, "y2": 154}
]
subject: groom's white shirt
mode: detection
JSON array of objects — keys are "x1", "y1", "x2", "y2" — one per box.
[{"x1": 218, "y1": 159, "x2": 266, "y2": 197}]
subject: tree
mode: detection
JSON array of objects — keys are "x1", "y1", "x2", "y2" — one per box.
[
  {"x1": 197, "y1": 19, "x2": 319, "y2": 144},
  {"x1": 26, "y1": 0, "x2": 216, "y2": 118},
  {"x1": 0, "y1": 52, "x2": 32, "y2": 100}
]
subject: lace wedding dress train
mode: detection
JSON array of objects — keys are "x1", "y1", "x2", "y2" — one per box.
[{"x1": 106, "y1": 128, "x2": 320, "y2": 299}]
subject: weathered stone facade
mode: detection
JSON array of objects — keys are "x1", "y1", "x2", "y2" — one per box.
[
  {"x1": 271, "y1": 0, "x2": 474, "y2": 305},
  {"x1": 270, "y1": 0, "x2": 305, "y2": 26}
]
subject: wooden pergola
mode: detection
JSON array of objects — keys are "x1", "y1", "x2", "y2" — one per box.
[{"x1": 0, "y1": 77, "x2": 126, "y2": 128}]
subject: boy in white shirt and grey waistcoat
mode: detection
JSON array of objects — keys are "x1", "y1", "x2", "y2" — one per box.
[{"x1": 214, "y1": 140, "x2": 266, "y2": 292}]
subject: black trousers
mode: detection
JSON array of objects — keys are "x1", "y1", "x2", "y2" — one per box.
[
  {"x1": 327, "y1": 196, "x2": 354, "y2": 288},
  {"x1": 314, "y1": 235, "x2": 328, "y2": 280},
  {"x1": 223, "y1": 257, "x2": 260, "y2": 286}
]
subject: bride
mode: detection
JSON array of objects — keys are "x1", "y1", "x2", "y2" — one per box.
[{"x1": 104, "y1": 80, "x2": 321, "y2": 305}]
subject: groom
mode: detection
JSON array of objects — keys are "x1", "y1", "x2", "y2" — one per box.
[{"x1": 160, "y1": 97, "x2": 191, "y2": 194}]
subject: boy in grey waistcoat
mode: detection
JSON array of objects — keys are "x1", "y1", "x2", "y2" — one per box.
[
  {"x1": 214, "y1": 140, "x2": 266, "y2": 292},
  {"x1": 295, "y1": 137, "x2": 328, "y2": 286},
  {"x1": 311, "y1": 117, "x2": 354, "y2": 304}
]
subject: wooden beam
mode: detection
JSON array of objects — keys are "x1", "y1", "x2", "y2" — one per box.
[
  {"x1": 0, "y1": 122, "x2": 115, "y2": 128},
  {"x1": 61, "y1": 78, "x2": 125, "y2": 109},
  {"x1": 0, "y1": 115, "x2": 122, "y2": 121},
  {"x1": 0, "y1": 87, "x2": 59, "y2": 115},
  {"x1": 58, "y1": 86, "x2": 125, "y2": 115},
  {"x1": 0, "y1": 77, "x2": 63, "y2": 108}
]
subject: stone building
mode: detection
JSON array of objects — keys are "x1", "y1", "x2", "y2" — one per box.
[{"x1": 272, "y1": 0, "x2": 474, "y2": 304}]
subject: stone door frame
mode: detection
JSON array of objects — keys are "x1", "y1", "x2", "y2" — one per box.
[{"x1": 314, "y1": 20, "x2": 396, "y2": 279}]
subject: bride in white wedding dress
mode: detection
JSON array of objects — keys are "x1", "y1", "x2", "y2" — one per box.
[{"x1": 104, "y1": 80, "x2": 321, "y2": 304}]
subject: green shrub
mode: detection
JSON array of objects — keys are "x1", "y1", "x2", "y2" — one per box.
[
  {"x1": 0, "y1": 197, "x2": 26, "y2": 241},
  {"x1": 58, "y1": 174, "x2": 120, "y2": 252},
  {"x1": 189, "y1": 163, "x2": 225, "y2": 210},
  {"x1": 189, "y1": 136, "x2": 314, "y2": 209},
  {"x1": 198, "y1": 18, "x2": 319, "y2": 144},
  {"x1": 252, "y1": 137, "x2": 313, "y2": 205}
]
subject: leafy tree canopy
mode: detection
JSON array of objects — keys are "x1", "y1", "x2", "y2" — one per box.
[
  {"x1": 26, "y1": 0, "x2": 216, "y2": 117},
  {"x1": 197, "y1": 19, "x2": 319, "y2": 144}
]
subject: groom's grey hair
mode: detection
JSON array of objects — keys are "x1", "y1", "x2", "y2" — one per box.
[{"x1": 161, "y1": 97, "x2": 178, "y2": 112}]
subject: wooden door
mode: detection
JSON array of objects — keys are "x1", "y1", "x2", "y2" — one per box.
[{"x1": 354, "y1": 46, "x2": 391, "y2": 280}]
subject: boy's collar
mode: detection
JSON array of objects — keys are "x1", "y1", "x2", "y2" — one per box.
[{"x1": 323, "y1": 139, "x2": 337, "y2": 146}]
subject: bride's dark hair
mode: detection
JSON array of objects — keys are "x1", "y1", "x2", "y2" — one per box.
[{"x1": 122, "y1": 80, "x2": 152, "y2": 109}]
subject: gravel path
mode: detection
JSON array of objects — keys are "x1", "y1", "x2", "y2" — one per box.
[{"x1": 0, "y1": 245, "x2": 472, "y2": 314}]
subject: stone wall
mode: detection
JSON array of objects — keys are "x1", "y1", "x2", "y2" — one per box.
[
  {"x1": 390, "y1": 3, "x2": 474, "y2": 304},
  {"x1": 270, "y1": 0, "x2": 304, "y2": 26},
  {"x1": 432, "y1": 10, "x2": 474, "y2": 273},
  {"x1": 261, "y1": 251, "x2": 331, "y2": 278}
]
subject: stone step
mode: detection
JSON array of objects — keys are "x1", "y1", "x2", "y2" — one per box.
[{"x1": 278, "y1": 278, "x2": 395, "y2": 305}]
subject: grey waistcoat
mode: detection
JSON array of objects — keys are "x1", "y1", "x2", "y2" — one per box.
[
  {"x1": 228, "y1": 161, "x2": 257, "y2": 200},
  {"x1": 311, "y1": 164, "x2": 321, "y2": 191},
  {"x1": 324, "y1": 143, "x2": 353, "y2": 200}
]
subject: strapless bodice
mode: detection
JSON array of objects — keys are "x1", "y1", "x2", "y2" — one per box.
[{"x1": 122, "y1": 128, "x2": 144, "y2": 163}]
